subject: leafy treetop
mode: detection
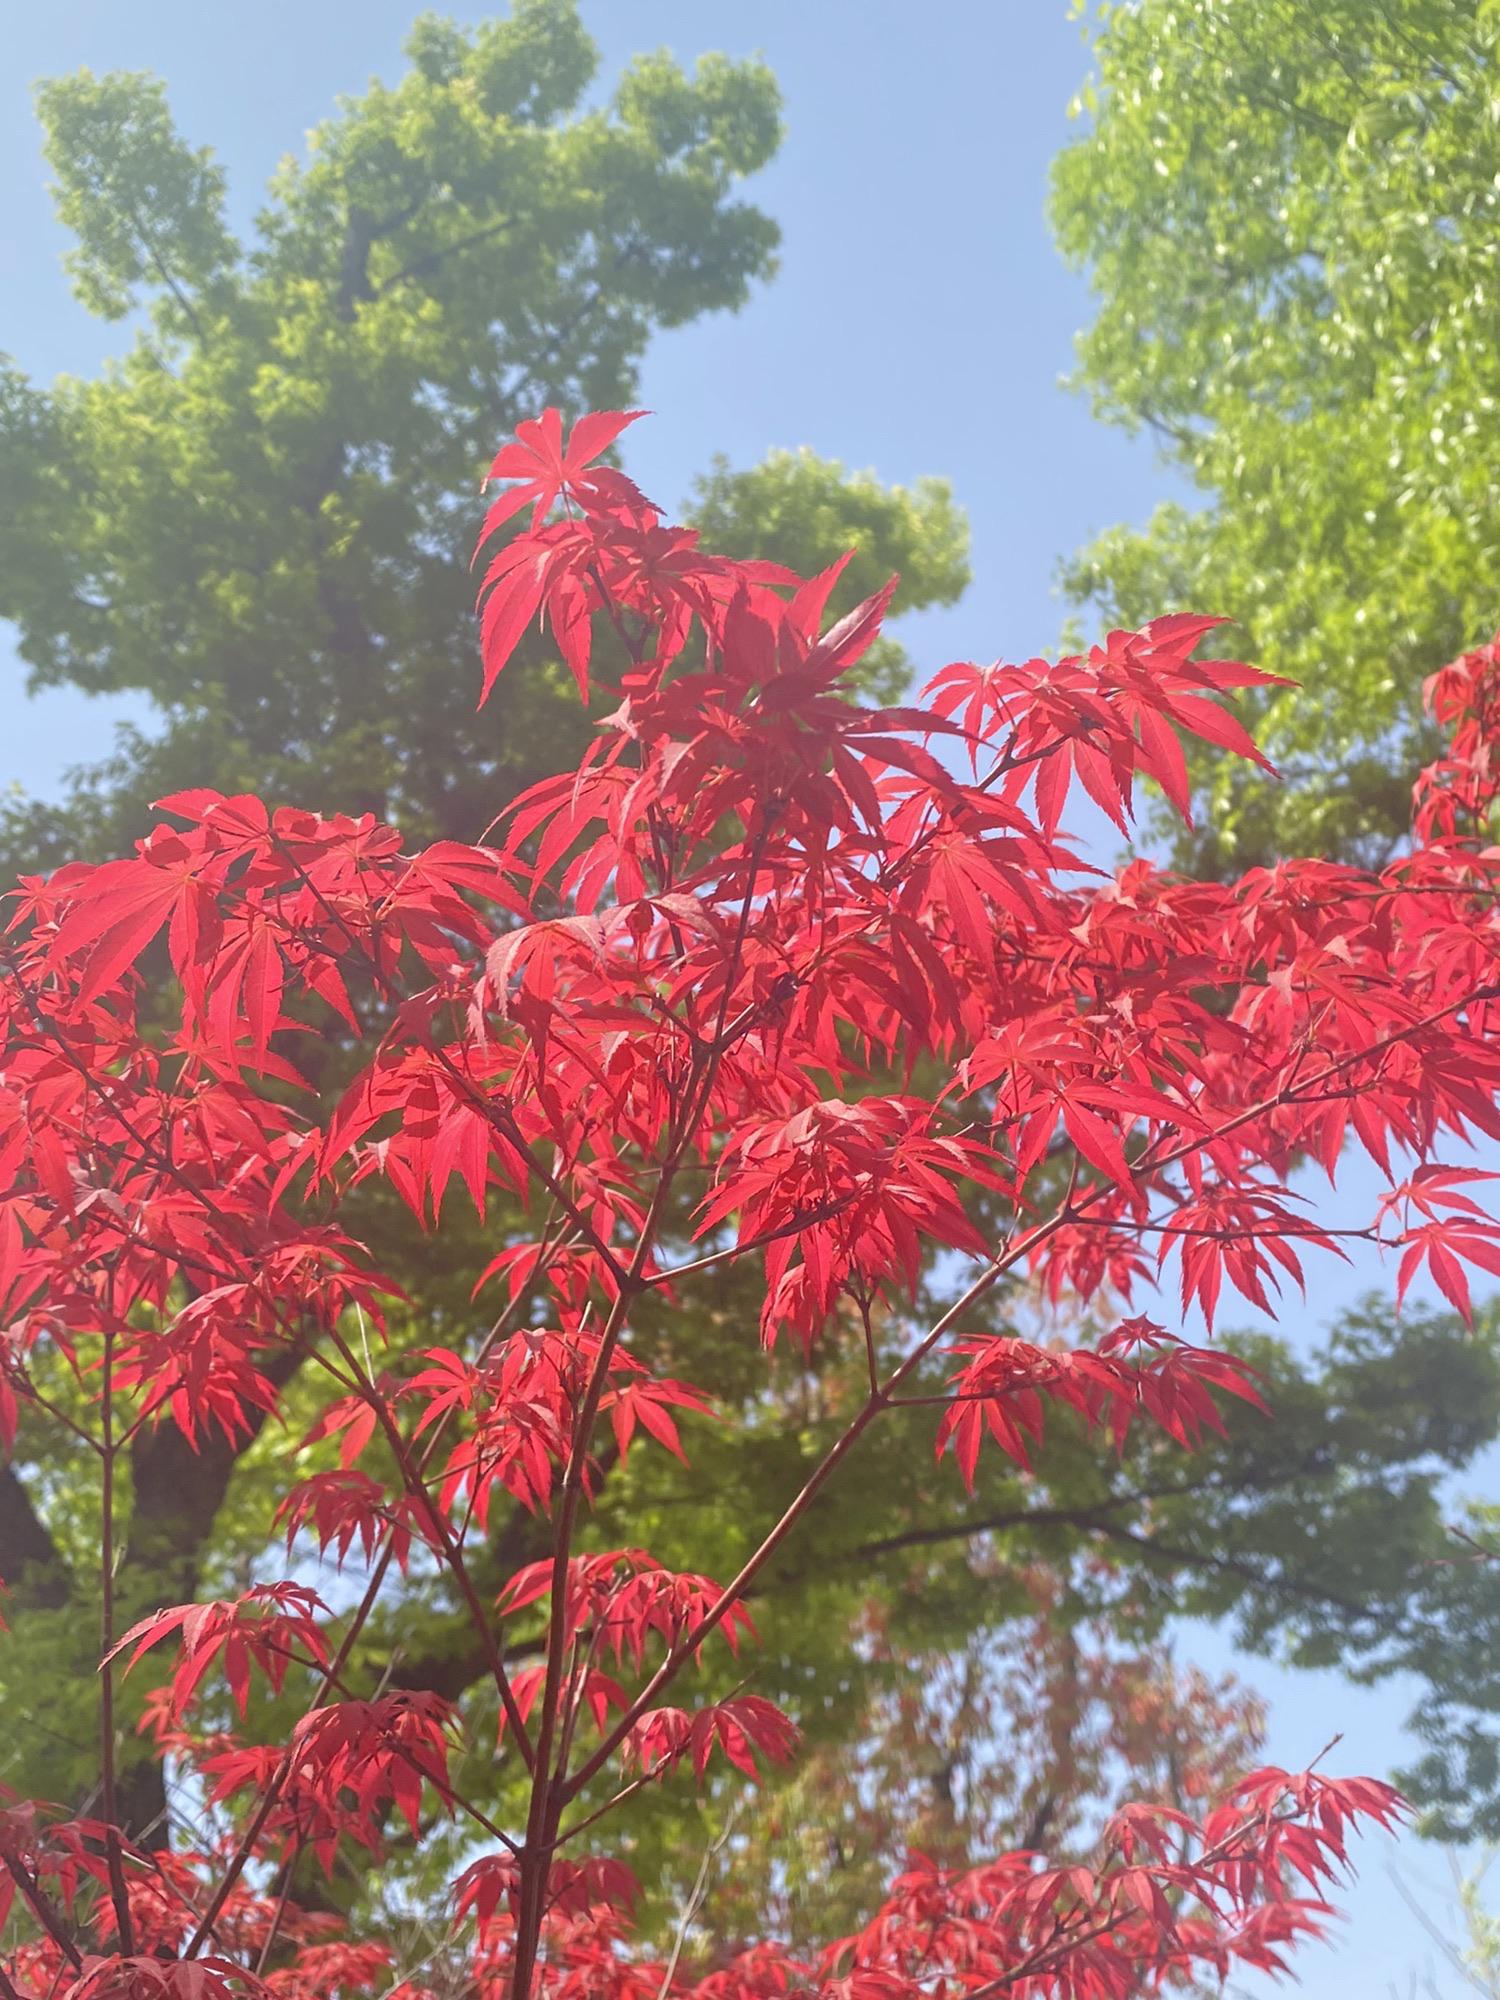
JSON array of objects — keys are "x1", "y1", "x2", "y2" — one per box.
[
  {"x1": 0, "y1": 1, "x2": 967, "y2": 871},
  {"x1": 1051, "y1": 0, "x2": 1500, "y2": 868}
]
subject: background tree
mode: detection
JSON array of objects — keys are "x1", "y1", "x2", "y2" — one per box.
[
  {"x1": 1050, "y1": 0, "x2": 1500, "y2": 870},
  {"x1": 1050, "y1": 1, "x2": 1500, "y2": 1855},
  {"x1": 0, "y1": 0, "x2": 969, "y2": 868},
  {"x1": 698, "y1": 1586, "x2": 1269, "y2": 1947},
  {"x1": 0, "y1": 1, "x2": 970, "y2": 1866}
]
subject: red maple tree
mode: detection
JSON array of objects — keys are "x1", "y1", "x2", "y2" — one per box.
[{"x1": 7, "y1": 406, "x2": 1500, "y2": 1995}]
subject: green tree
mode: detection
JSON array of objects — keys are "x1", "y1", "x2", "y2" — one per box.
[
  {"x1": 0, "y1": 0, "x2": 972, "y2": 1860},
  {"x1": 0, "y1": 2, "x2": 968, "y2": 866},
  {"x1": 1050, "y1": 0, "x2": 1500, "y2": 869}
]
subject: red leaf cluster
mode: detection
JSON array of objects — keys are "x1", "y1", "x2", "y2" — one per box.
[{"x1": 0, "y1": 406, "x2": 1491, "y2": 1997}]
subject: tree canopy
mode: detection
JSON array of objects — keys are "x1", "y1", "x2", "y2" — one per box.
[
  {"x1": 1050, "y1": 0, "x2": 1500, "y2": 868},
  {"x1": 0, "y1": 2, "x2": 968, "y2": 868}
]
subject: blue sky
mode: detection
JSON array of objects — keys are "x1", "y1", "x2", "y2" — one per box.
[{"x1": 0, "y1": 3, "x2": 1486, "y2": 1991}]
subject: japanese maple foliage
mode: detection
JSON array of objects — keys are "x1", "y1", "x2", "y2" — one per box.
[{"x1": 10, "y1": 405, "x2": 1500, "y2": 1997}]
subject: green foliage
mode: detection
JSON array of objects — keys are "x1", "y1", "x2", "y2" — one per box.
[
  {"x1": 1, "y1": 4, "x2": 774, "y2": 858},
  {"x1": 1456, "y1": 1857, "x2": 1500, "y2": 1995},
  {"x1": 37, "y1": 69, "x2": 236, "y2": 322},
  {"x1": 0, "y1": 3, "x2": 971, "y2": 875},
  {"x1": 1051, "y1": 0, "x2": 1500, "y2": 867}
]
